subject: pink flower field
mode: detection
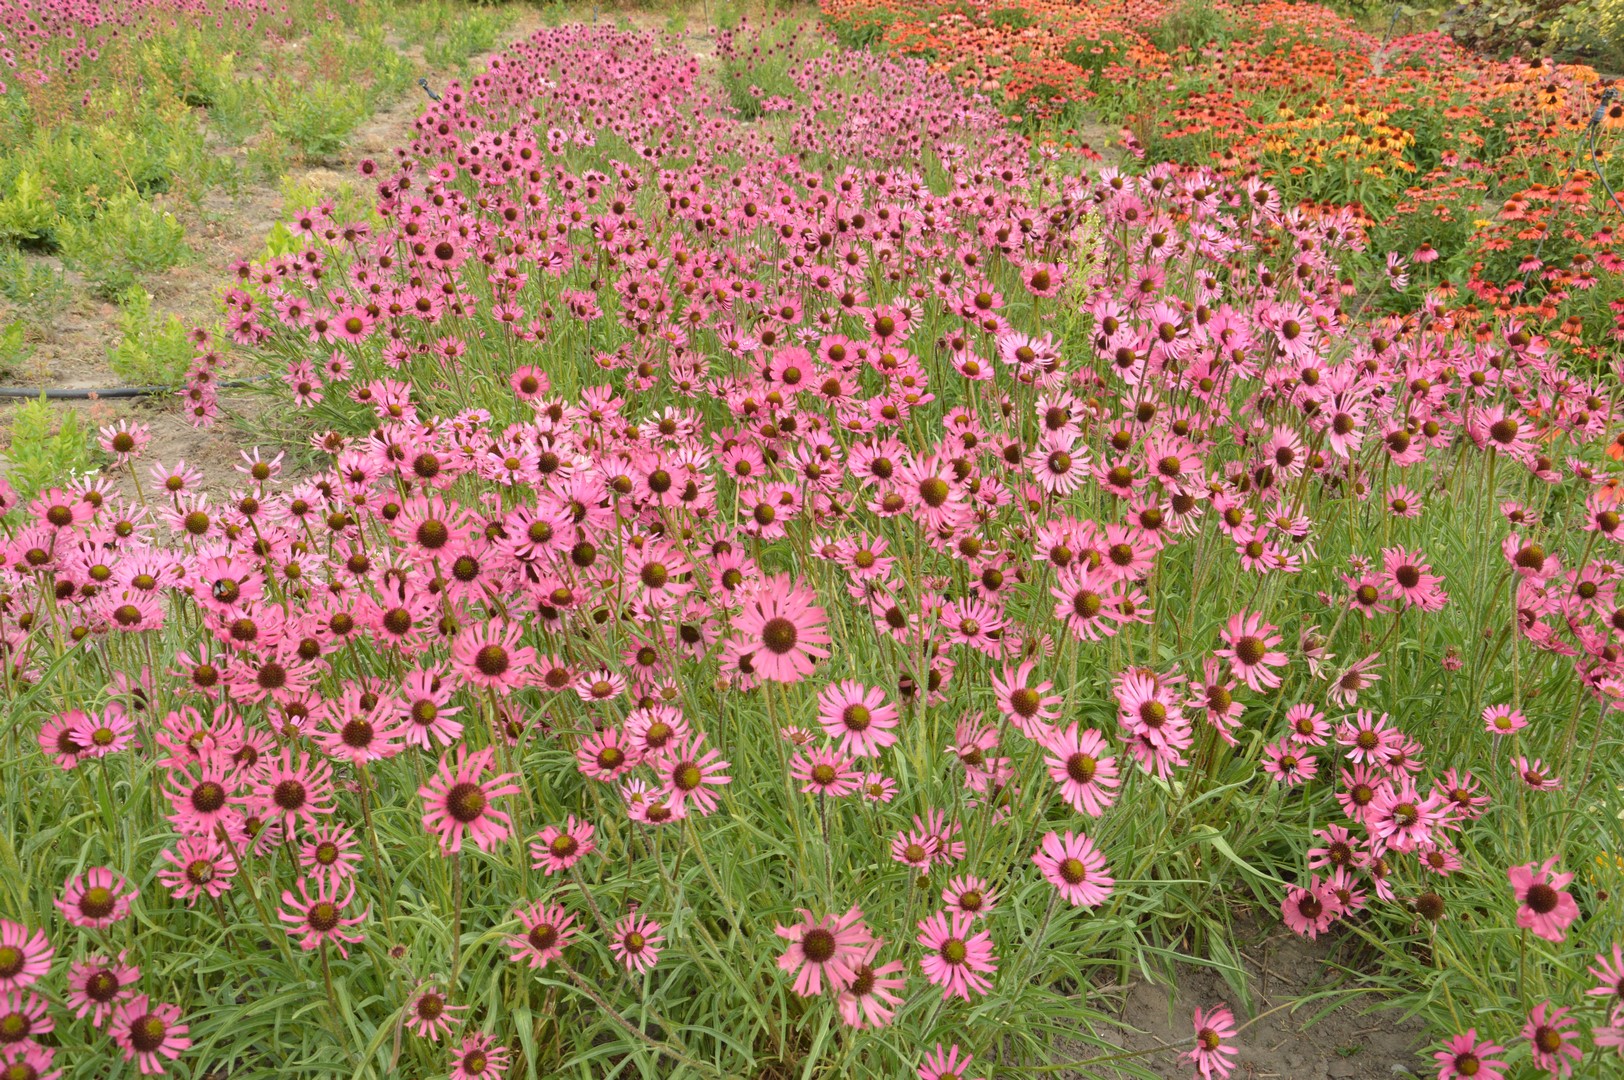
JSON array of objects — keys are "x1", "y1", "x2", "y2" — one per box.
[{"x1": 1, "y1": 7, "x2": 1623, "y2": 1079}]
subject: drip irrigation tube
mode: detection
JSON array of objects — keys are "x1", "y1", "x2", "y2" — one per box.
[{"x1": 0, "y1": 375, "x2": 272, "y2": 401}]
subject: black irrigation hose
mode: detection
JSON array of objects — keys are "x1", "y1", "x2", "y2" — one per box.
[{"x1": 0, "y1": 375, "x2": 272, "y2": 401}]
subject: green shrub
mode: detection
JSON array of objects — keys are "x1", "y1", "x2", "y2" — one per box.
[
  {"x1": 105, "y1": 286, "x2": 195, "y2": 387},
  {"x1": 0, "y1": 319, "x2": 28, "y2": 377},
  {"x1": 59, "y1": 192, "x2": 189, "y2": 300},
  {"x1": 0, "y1": 170, "x2": 59, "y2": 250},
  {"x1": 0, "y1": 249, "x2": 66, "y2": 309},
  {"x1": 1149, "y1": 0, "x2": 1238, "y2": 55},
  {"x1": 0, "y1": 395, "x2": 93, "y2": 508},
  {"x1": 266, "y1": 81, "x2": 368, "y2": 160}
]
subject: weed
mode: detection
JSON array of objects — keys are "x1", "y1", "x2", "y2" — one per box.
[
  {"x1": 0, "y1": 395, "x2": 93, "y2": 507},
  {"x1": 105, "y1": 286, "x2": 196, "y2": 387},
  {"x1": 59, "y1": 191, "x2": 189, "y2": 300}
]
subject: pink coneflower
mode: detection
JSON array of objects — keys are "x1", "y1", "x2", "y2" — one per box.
[
  {"x1": 1336, "y1": 710, "x2": 1400, "y2": 767},
  {"x1": 301, "y1": 823, "x2": 362, "y2": 887},
  {"x1": 278, "y1": 878, "x2": 366, "y2": 956},
  {"x1": 816, "y1": 681, "x2": 899, "y2": 757},
  {"x1": 65, "y1": 953, "x2": 138, "y2": 1027},
  {"x1": 610, "y1": 913, "x2": 664, "y2": 974},
  {"x1": 530, "y1": 817, "x2": 595, "y2": 875},
  {"x1": 109, "y1": 995, "x2": 188, "y2": 1075},
  {"x1": 791, "y1": 747, "x2": 862, "y2": 798},
  {"x1": 450, "y1": 1032, "x2": 510, "y2": 1080},
  {"x1": 892, "y1": 828, "x2": 940, "y2": 872},
  {"x1": 577, "y1": 726, "x2": 642, "y2": 782},
  {"x1": 1482, "y1": 704, "x2": 1528, "y2": 737},
  {"x1": 1034, "y1": 830, "x2": 1114, "y2": 907},
  {"x1": 1523, "y1": 1002, "x2": 1582, "y2": 1077},
  {"x1": 916, "y1": 910, "x2": 997, "y2": 1000},
  {"x1": 1368, "y1": 780, "x2": 1445, "y2": 853},
  {"x1": 1284, "y1": 703, "x2": 1330, "y2": 745},
  {"x1": 0, "y1": 922, "x2": 53, "y2": 992},
  {"x1": 38, "y1": 712, "x2": 87, "y2": 770},
  {"x1": 1434, "y1": 1030, "x2": 1508, "y2": 1080},
  {"x1": 1381, "y1": 546, "x2": 1447, "y2": 610},
  {"x1": 732, "y1": 577, "x2": 830, "y2": 683},
  {"x1": 1215, "y1": 610, "x2": 1288, "y2": 691},
  {"x1": 56, "y1": 868, "x2": 136, "y2": 929},
  {"x1": 652, "y1": 732, "x2": 732, "y2": 816},
  {"x1": 918, "y1": 1042, "x2": 982, "y2": 1080},
  {"x1": 246, "y1": 749, "x2": 335, "y2": 833},
  {"x1": 98, "y1": 419, "x2": 152, "y2": 464},
  {"x1": 991, "y1": 661, "x2": 1063, "y2": 738},
  {"x1": 0, "y1": 1045, "x2": 56, "y2": 1080},
  {"x1": 1509, "y1": 858, "x2": 1579, "y2": 943},
  {"x1": 0, "y1": 988, "x2": 52, "y2": 1048},
  {"x1": 836, "y1": 940, "x2": 906, "y2": 1029},
  {"x1": 1261, "y1": 738, "x2": 1317, "y2": 786},
  {"x1": 775, "y1": 907, "x2": 872, "y2": 996},
  {"x1": 156, "y1": 835, "x2": 237, "y2": 905},
  {"x1": 1042, "y1": 723, "x2": 1120, "y2": 817},
  {"x1": 69, "y1": 706, "x2": 135, "y2": 758},
  {"x1": 163, "y1": 756, "x2": 238, "y2": 836},
  {"x1": 400, "y1": 982, "x2": 462, "y2": 1042},
  {"x1": 1187, "y1": 1005, "x2": 1239, "y2": 1080},
  {"x1": 450, "y1": 620, "x2": 536, "y2": 694},
  {"x1": 399, "y1": 668, "x2": 464, "y2": 748},
  {"x1": 419, "y1": 746, "x2": 521, "y2": 854},
  {"x1": 508, "y1": 901, "x2": 575, "y2": 970},
  {"x1": 941, "y1": 876, "x2": 997, "y2": 921},
  {"x1": 1589, "y1": 944, "x2": 1624, "y2": 1004},
  {"x1": 1281, "y1": 877, "x2": 1341, "y2": 939},
  {"x1": 1188, "y1": 658, "x2": 1243, "y2": 743},
  {"x1": 861, "y1": 772, "x2": 898, "y2": 803},
  {"x1": 1513, "y1": 756, "x2": 1562, "y2": 791}
]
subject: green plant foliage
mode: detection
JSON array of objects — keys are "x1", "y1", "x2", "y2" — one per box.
[
  {"x1": 58, "y1": 191, "x2": 189, "y2": 300},
  {"x1": 105, "y1": 286, "x2": 196, "y2": 386},
  {"x1": 0, "y1": 395, "x2": 93, "y2": 508}
]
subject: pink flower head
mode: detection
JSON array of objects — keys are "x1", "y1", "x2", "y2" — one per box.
[
  {"x1": 1033, "y1": 830, "x2": 1114, "y2": 907},
  {"x1": 1281, "y1": 876, "x2": 1341, "y2": 939},
  {"x1": 1509, "y1": 858, "x2": 1579, "y2": 943},
  {"x1": 0, "y1": 922, "x2": 53, "y2": 993},
  {"x1": 65, "y1": 952, "x2": 139, "y2": 1027},
  {"x1": 450, "y1": 1031, "x2": 510, "y2": 1080},
  {"x1": 919, "y1": 1042, "x2": 982, "y2": 1080},
  {"x1": 816, "y1": 680, "x2": 899, "y2": 757},
  {"x1": 791, "y1": 746, "x2": 862, "y2": 798},
  {"x1": 1522, "y1": 1002, "x2": 1582, "y2": 1077},
  {"x1": 419, "y1": 746, "x2": 522, "y2": 854},
  {"x1": 991, "y1": 661, "x2": 1063, "y2": 738},
  {"x1": 109, "y1": 995, "x2": 190, "y2": 1075},
  {"x1": 836, "y1": 940, "x2": 906, "y2": 1029},
  {"x1": 1215, "y1": 610, "x2": 1288, "y2": 691},
  {"x1": 732, "y1": 577, "x2": 830, "y2": 683},
  {"x1": 278, "y1": 878, "x2": 367, "y2": 957},
  {"x1": 404, "y1": 982, "x2": 464, "y2": 1041},
  {"x1": 941, "y1": 875, "x2": 997, "y2": 921},
  {"x1": 56, "y1": 868, "x2": 137, "y2": 929},
  {"x1": 531, "y1": 816, "x2": 596, "y2": 875},
  {"x1": 1434, "y1": 1030, "x2": 1508, "y2": 1080},
  {"x1": 507, "y1": 901, "x2": 576, "y2": 970},
  {"x1": 652, "y1": 731, "x2": 732, "y2": 816},
  {"x1": 775, "y1": 907, "x2": 872, "y2": 996},
  {"x1": 1188, "y1": 1005, "x2": 1239, "y2": 1080},
  {"x1": 610, "y1": 913, "x2": 664, "y2": 974},
  {"x1": 916, "y1": 910, "x2": 997, "y2": 1001},
  {"x1": 450, "y1": 620, "x2": 536, "y2": 694},
  {"x1": 1042, "y1": 723, "x2": 1120, "y2": 817}
]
